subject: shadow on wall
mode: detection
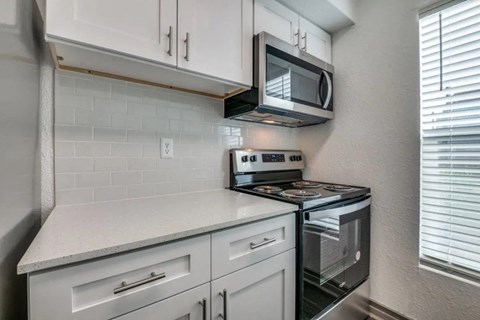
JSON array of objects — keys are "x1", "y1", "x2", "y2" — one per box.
[{"x1": 0, "y1": 0, "x2": 44, "y2": 318}]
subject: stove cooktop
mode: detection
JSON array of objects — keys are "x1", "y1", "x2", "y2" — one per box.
[{"x1": 235, "y1": 180, "x2": 370, "y2": 210}]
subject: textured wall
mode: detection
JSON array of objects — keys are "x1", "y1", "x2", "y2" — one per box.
[
  {"x1": 54, "y1": 70, "x2": 300, "y2": 205},
  {"x1": 299, "y1": 0, "x2": 480, "y2": 319},
  {"x1": 0, "y1": 0, "x2": 42, "y2": 319}
]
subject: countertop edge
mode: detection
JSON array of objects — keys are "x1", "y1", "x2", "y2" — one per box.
[{"x1": 17, "y1": 207, "x2": 296, "y2": 275}]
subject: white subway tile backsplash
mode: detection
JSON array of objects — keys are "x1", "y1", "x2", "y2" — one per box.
[
  {"x1": 75, "y1": 78, "x2": 111, "y2": 98},
  {"x1": 55, "y1": 107, "x2": 75, "y2": 125},
  {"x1": 56, "y1": 93, "x2": 93, "y2": 110},
  {"x1": 111, "y1": 143, "x2": 142, "y2": 157},
  {"x1": 112, "y1": 172, "x2": 142, "y2": 185},
  {"x1": 54, "y1": 70, "x2": 300, "y2": 205},
  {"x1": 75, "y1": 109, "x2": 111, "y2": 127},
  {"x1": 142, "y1": 118, "x2": 169, "y2": 132},
  {"x1": 112, "y1": 113, "x2": 143, "y2": 130},
  {"x1": 128, "y1": 158, "x2": 156, "y2": 171},
  {"x1": 94, "y1": 97, "x2": 127, "y2": 114},
  {"x1": 76, "y1": 172, "x2": 110, "y2": 188},
  {"x1": 94, "y1": 186, "x2": 126, "y2": 201},
  {"x1": 157, "y1": 106, "x2": 181, "y2": 119},
  {"x1": 56, "y1": 158, "x2": 94, "y2": 173},
  {"x1": 157, "y1": 182, "x2": 182, "y2": 195},
  {"x1": 94, "y1": 158, "x2": 127, "y2": 172},
  {"x1": 127, "y1": 102, "x2": 156, "y2": 116},
  {"x1": 128, "y1": 184, "x2": 157, "y2": 198},
  {"x1": 127, "y1": 130, "x2": 156, "y2": 144},
  {"x1": 142, "y1": 144, "x2": 159, "y2": 157},
  {"x1": 56, "y1": 125, "x2": 92, "y2": 141},
  {"x1": 94, "y1": 128, "x2": 126, "y2": 142},
  {"x1": 75, "y1": 142, "x2": 111, "y2": 157},
  {"x1": 55, "y1": 142, "x2": 75, "y2": 157},
  {"x1": 55, "y1": 174, "x2": 75, "y2": 190},
  {"x1": 56, "y1": 188, "x2": 94, "y2": 205},
  {"x1": 142, "y1": 170, "x2": 168, "y2": 183}
]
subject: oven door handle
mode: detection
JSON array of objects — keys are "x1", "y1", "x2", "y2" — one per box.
[{"x1": 307, "y1": 197, "x2": 371, "y2": 221}]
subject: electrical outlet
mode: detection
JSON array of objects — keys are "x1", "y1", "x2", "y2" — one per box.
[{"x1": 160, "y1": 138, "x2": 174, "y2": 159}]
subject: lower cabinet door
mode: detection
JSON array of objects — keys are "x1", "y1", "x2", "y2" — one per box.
[
  {"x1": 211, "y1": 249, "x2": 295, "y2": 320},
  {"x1": 113, "y1": 283, "x2": 210, "y2": 320}
]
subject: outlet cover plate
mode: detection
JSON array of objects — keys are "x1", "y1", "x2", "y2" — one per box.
[{"x1": 160, "y1": 138, "x2": 174, "y2": 159}]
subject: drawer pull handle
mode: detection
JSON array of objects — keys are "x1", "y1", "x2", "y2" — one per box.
[
  {"x1": 199, "y1": 298, "x2": 207, "y2": 320},
  {"x1": 219, "y1": 289, "x2": 227, "y2": 319},
  {"x1": 113, "y1": 272, "x2": 166, "y2": 294},
  {"x1": 250, "y1": 237, "x2": 276, "y2": 249}
]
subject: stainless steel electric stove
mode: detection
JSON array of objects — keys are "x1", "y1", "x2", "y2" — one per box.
[{"x1": 230, "y1": 149, "x2": 371, "y2": 320}]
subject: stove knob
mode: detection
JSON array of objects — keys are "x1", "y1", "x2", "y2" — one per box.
[
  {"x1": 250, "y1": 155, "x2": 257, "y2": 162},
  {"x1": 290, "y1": 155, "x2": 296, "y2": 161},
  {"x1": 241, "y1": 155, "x2": 249, "y2": 162},
  {"x1": 296, "y1": 155, "x2": 302, "y2": 161}
]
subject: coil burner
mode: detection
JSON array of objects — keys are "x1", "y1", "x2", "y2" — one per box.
[
  {"x1": 252, "y1": 185, "x2": 283, "y2": 194},
  {"x1": 324, "y1": 185, "x2": 355, "y2": 192},
  {"x1": 280, "y1": 189, "x2": 322, "y2": 199}
]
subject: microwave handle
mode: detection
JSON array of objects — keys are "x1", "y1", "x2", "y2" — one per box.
[
  {"x1": 318, "y1": 72, "x2": 325, "y2": 106},
  {"x1": 322, "y1": 70, "x2": 333, "y2": 109},
  {"x1": 307, "y1": 197, "x2": 371, "y2": 221}
]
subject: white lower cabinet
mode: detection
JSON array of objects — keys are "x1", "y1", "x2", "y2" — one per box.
[
  {"x1": 28, "y1": 214, "x2": 296, "y2": 320},
  {"x1": 114, "y1": 283, "x2": 210, "y2": 320},
  {"x1": 211, "y1": 249, "x2": 296, "y2": 320}
]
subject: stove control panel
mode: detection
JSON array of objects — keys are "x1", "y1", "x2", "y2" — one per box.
[{"x1": 230, "y1": 149, "x2": 305, "y2": 173}]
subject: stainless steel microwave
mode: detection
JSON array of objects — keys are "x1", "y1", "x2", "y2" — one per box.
[{"x1": 225, "y1": 32, "x2": 334, "y2": 128}]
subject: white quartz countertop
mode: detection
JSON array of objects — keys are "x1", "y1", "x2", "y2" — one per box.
[{"x1": 17, "y1": 189, "x2": 298, "y2": 274}]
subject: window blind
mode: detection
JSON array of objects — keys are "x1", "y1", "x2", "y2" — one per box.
[{"x1": 420, "y1": 0, "x2": 480, "y2": 278}]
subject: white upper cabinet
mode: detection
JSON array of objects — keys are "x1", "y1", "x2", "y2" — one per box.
[
  {"x1": 46, "y1": 0, "x2": 177, "y2": 66},
  {"x1": 178, "y1": 0, "x2": 253, "y2": 86},
  {"x1": 254, "y1": 0, "x2": 299, "y2": 46},
  {"x1": 299, "y1": 17, "x2": 332, "y2": 64},
  {"x1": 43, "y1": 0, "x2": 253, "y2": 96},
  {"x1": 254, "y1": 0, "x2": 332, "y2": 64}
]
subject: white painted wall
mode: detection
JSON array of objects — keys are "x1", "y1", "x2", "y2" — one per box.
[
  {"x1": 0, "y1": 0, "x2": 43, "y2": 318},
  {"x1": 300, "y1": 0, "x2": 480, "y2": 319}
]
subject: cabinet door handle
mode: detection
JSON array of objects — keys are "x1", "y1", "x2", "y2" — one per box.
[
  {"x1": 294, "y1": 29, "x2": 300, "y2": 48},
  {"x1": 250, "y1": 237, "x2": 276, "y2": 249},
  {"x1": 302, "y1": 33, "x2": 307, "y2": 51},
  {"x1": 184, "y1": 32, "x2": 190, "y2": 61},
  {"x1": 219, "y1": 289, "x2": 227, "y2": 319},
  {"x1": 199, "y1": 298, "x2": 207, "y2": 320},
  {"x1": 167, "y1": 26, "x2": 173, "y2": 56},
  {"x1": 113, "y1": 272, "x2": 166, "y2": 294}
]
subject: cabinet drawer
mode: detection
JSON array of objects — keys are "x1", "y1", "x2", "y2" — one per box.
[
  {"x1": 28, "y1": 235, "x2": 210, "y2": 320},
  {"x1": 114, "y1": 283, "x2": 210, "y2": 320},
  {"x1": 211, "y1": 213, "x2": 295, "y2": 279}
]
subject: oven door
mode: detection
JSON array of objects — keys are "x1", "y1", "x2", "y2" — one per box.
[{"x1": 302, "y1": 196, "x2": 371, "y2": 320}]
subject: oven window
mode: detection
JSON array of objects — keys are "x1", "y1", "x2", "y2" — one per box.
[
  {"x1": 265, "y1": 46, "x2": 329, "y2": 109},
  {"x1": 302, "y1": 216, "x2": 363, "y2": 319},
  {"x1": 303, "y1": 217, "x2": 361, "y2": 286}
]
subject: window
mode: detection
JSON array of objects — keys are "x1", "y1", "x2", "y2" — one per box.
[{"x1": 419, "y1": 0, "x2": 480, "y2": 280}]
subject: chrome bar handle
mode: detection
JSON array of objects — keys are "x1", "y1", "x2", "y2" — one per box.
[
  {"x1": 302, "y1": 33, "x2": 307, "y2": 51},
  {"x1": 199, "y1": 298, "x2": 207, "y2": 320},
  {"x1": 184, "y1": 32, "x2": 190, "y2": 61},
  {"x1": 113, "y1": 272, "x2": 166, "y2": 294},
  {"x1": 294, "y1": 29, "x2": 300, "y2": 48},
  {"x1": 167, "y1": 26, "x2": 173, "y2": 56},
  {"x1": 250, "y1": 237, "x2": 276, "y2": 249},
  {"x1": 219, "y1": 289, "x2": 227, "y2": 319}
]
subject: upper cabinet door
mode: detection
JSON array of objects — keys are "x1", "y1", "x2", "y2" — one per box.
[
  {"x1": 177, "y1": 0, "x2": 253, "y2": 86},
  {"x1": 46, "y1": 0, "x2": 177, "y2": 66},
  {"x1": 254, "y1": 0, "x2": 299, "y2": 46},
  {"x1": 299, "y1": 17, "x2": 332, "y2": 63}
]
